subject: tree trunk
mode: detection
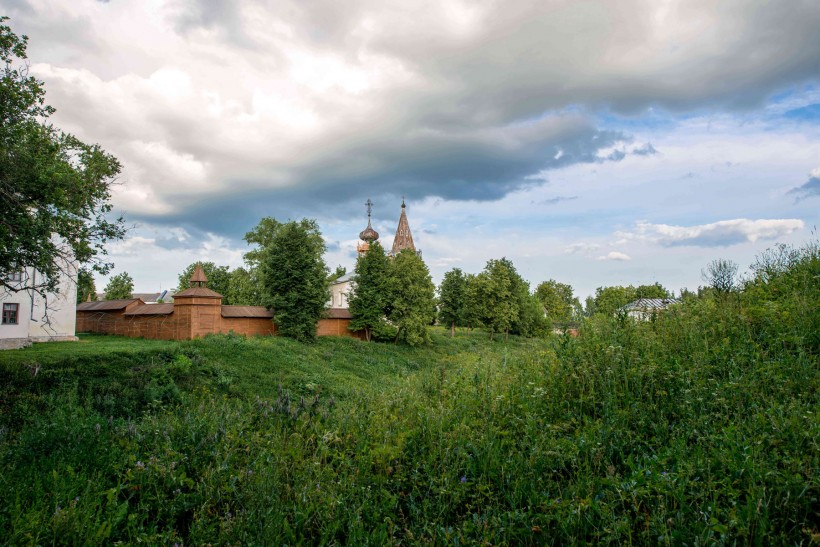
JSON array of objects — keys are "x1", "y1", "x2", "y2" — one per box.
[
  {"x1": 489, "y1": 330, "x2": 494, "y2": 341},
  {"x1": 505, "y1": 328, "x2": 509, "y2": 341},
  {"x1": 450, "y1": 320, "x2": 455, "y2": 337},
  {"x1": 365, "y1": 327, "x2": 371, "y2": 342}
]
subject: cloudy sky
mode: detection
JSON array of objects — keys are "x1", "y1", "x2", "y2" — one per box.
[{"x1": 6, "y1": 0, "x2": 819, "y2": 298}]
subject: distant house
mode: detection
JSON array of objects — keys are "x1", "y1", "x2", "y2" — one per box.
[
  {"x1": 620, "y1": 298, "x2": 680, "y2": 321},
  {"x1": 1, "y1": 261, "x2": 79, "y2": 350}
]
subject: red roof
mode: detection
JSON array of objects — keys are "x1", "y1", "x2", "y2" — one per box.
[
  {"x1": 77, "y1": 298, "x2": 141, "y2": 311},
  {"x1": 124, "y1": 303, "x2": 174, "y2": 316},
  {"x1": 221, "y1": 306, "x2": 273, "y2": 318},
  {"x1": 174, "y1": 287, "x2": 223, "y2": 298}
]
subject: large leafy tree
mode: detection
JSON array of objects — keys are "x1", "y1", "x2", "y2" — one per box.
[
  {"x1": 438, "y1": 267, "x2": 467, "y2": 337},
  {"x1": 255, "y1": 218, "x2": 329, "y2": 341},
  {"x1": 225, "y1": 266, "x2": 261, "y2": 306},
  {"x1": 590, "y1": 285, "x2": 638, "y2": 316},
  {"x1": 348, "y1": 241, "x2": 391, "y2": 342},
  {"x1": 177, "y1": 262, "x2": 231, "y2": 299},
  {"x1": 103, "y1": 272, "x2": 133, "y2": 300},
  {"x1": 482, "y1": 258, "x2": 521, "y2": 340},
  {"x1": 387, "y1": 249, "x2": 436, "y2": 346},
  {"x1": 535, "y1": 279, "x2": 582, "y2": 326},
  {"x1": 635, "y1": 282, "x2": 671, "y2": 299},
  {"x1": 464, "y1": 272, "x2": 491, "y2": 334},
  {"x1": 0, "y1": 18, "x2": 125, "y2": 295},
  {"x1": 75, "y1": 268, "x2": 97, "y2": 304}
]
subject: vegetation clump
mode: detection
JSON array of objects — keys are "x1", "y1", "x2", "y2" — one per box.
[{"x1": 0, "y1": 242, "x2": 817, "y2": 544}]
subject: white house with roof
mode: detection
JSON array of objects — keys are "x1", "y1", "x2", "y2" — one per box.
[
  {"x1": 619, "y1": 298, "x2": 680, "y2": 321},
  {"x1": 1, "y1": 261, "x2": 79, "y2": 349},
  {"x1": 328, "y1": 272, "x2": 353, "y2": 309}
]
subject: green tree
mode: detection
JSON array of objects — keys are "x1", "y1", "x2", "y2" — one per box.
[
  {"x1": 482, "y1": 258, "x2": 521, "y2": 340},
  {"x1": 0, "y1": 18, "x2": 125, "y2": 296},
  {"x1": 104, "y1": 272, "x2": 133, "y2": 300},
  {"x1": 464, "y1": 272, "x2": 490, "y2": 334},
  {"x1": 348, "y1": 241, "x2": 391, "y2": 342},
  {"x1": 75, "y1": 268, "x2": 97, "y2": 304},
  {"x1": 178, "y1": 262, "x2": 231, "y2": 300},
  {"x1": 225, "y1": 266, "x2": 261, "y2": 306},
  {"x1": 387, "y1": 250, "x2": 436, "y2": 346},
  {"x1": 591, "y1": 285, "x2": 638, "y2": 316},
  {"x1": 243, "y1": 217, "x2": 282, "y2": 271},
  {"x1": 702, "y1": 258, "x2": 739, "y2": 294},
  {"x1": 635, "y1": 282, "x2": 671, "y2": 299},
  {"x1": 535, "y1": 279, "x2": 581, "y2": 326},
  {"x1": 256, "y1": 218, "x2": 329, "y2": 341},
  {"x1": 438, "y1": 267, "x2": 467, "y2": 337}
]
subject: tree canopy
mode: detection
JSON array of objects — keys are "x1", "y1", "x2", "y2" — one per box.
[
  {"x1": 103, "y1": 272, "x2": 133, "y2": 300},
  {"x1": 437, "y1": 267, "x2": 467, "y2": 337},
  {"x1": 76, "y1": 268, "x2": 97, "y2": 304},
  {"x1": 387, "y1": 250, "x2": 436, "y2": 346},
  {"x1": 348, "y1": 241, "x2": 391, "y2": 342},
  {"x1": 254, "y1": 218, "x2": 329, "y2": 341},
  {"x1": 535, "y1": 279, "x2": 581, "y2": 326},
  {"x1": 0, "y1": 18, "x2": 124, "y2": 296}
]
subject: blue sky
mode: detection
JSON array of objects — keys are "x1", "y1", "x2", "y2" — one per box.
[{"x1": 6, "y1": 0, "x2": 819, "y2": 299}]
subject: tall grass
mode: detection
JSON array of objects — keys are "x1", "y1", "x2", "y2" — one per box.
[{"x1": 0, "y1": 243, "x2": 816, "y2": 544}]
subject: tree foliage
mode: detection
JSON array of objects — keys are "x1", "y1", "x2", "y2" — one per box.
[
  {"x1": 702, "y1": 258, "x2": 739, "y2": 294},
  {"x1": 437, "y1": 267, "x2": 467, "y2": 336},
  {"x1": 348, "y1": 241, "x2": 391, "y2": 342},
  {"x1": 589, "y1": 285, "x2": 637, "y2": 316},
  {"x1": 76, "y1": 268, "x2": 97, "y2": 304},
  {"x1": 226, "y1": 266, "x2": 261, "y2": 306},
  {"x1": 386, "y1": 250, "x2": 436, "y2": 346},
  {"x1": 254, "y1": 218, "x2": 329, "y2": 341},
  {"x1": 0, "y1": 18, "x2": 125, "y2": 295},
  {"x1": 104, "y1": 272, "x2": 133, "y2": 300},
  {"x1": 535, "y1": 279, "x2": 581, "y2": 326}
]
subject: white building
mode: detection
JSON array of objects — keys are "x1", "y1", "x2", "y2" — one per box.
[
  {"x1": 328, "y1": 272, "x2": 353, "y2": 309},
  {"x1": 619, "y1": 298, "x2": 679, "y2": 321},
  {"x1": 1, "y1": 262, "x2": 79, "y2": 349}
]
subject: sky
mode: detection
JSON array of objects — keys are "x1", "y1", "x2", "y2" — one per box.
[{"x1": 5, "y1": 0, "x2": 820, "y2": 299}]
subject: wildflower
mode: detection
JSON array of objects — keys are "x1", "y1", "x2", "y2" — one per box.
[
  {"x1": 461, "y1": 476, "x2": 467, "y2": 484},
  {"x1": 135, "y1": 460, "x2": 145, "y2": 470}
]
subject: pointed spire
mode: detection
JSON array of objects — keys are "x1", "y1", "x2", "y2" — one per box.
[
  {"x1": 189, "y1": 263, "x2": 208, "y2": 288},
  {"x1": 86, "y1": 292, "x2": 92, "y2": 302},
  {"x1": 391, "y1": 198, "x2": 416, "y2": 255}
]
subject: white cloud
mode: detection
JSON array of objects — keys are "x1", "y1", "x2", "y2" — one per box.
[
  {"x1": 564, "y1": 242, "x2": 601, "y2": 255},
  {"x1": 597, "y1": 251, "x2": 631, "y2": 261},
  {"x1": 619, "y1": 219, "x2": 805, "y2": 247}
]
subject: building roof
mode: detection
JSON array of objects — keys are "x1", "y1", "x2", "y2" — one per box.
[
  {"x1": 190, "y1": 264, "x2": 208, "y2": 284},
  {"x1": 331, "y1": 272, "x2": 353, "y2": 285},
  {"x1": 391, "y1": 199, "x2": 416, "y2": 255},
  {"x1": 124, "y1": 303, "x2": 175, "y2": 316},
  {"x1": 621, "y1": 298, "x2": 680, "y2": 311},
  {"x1": 77, "y1": 298, "x2": 142, "y2": 311},
  {"x1": 173, "y1": 286, "x2": 223, "y2": 298},
  {"x1": 221, "y1": 306, "x2": 274, "y2": 318},
  {"x1": 325, "y1": 308, "x2": 353, "y2": 319}
]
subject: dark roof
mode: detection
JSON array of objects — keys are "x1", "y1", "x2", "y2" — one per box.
[
  {"x1": 190, "y1": 264, "x2": 208, "y2": 284},
  {"x1": 124, "y1": 303, "x2": 175, "y2": 316},
  {"x1": 174, "y1": 287, "x2": 223, "y2": 298},
  {"x1": 221, "y1": 306, "x2": 273, "y2": 318},
  {"x1": 132, "y1": 292, "x2": 162, "y2": 302},
  {"x1": 77, "y1": 298, "x2": 141, "y2": 311},
  {"x1": 325, "y1": 308, "x2": 353, "y2": 319}
]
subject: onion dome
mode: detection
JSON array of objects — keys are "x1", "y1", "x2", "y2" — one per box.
[{"x1": 359, "y1": 199, "x2": 380, "y2": 242}]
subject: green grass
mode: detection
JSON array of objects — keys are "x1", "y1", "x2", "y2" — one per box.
[{"x1": 0, "y1": 245, "x2": 817, "y2": 544}]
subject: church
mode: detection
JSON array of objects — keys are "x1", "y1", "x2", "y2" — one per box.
[{"x1": 327, "y1": 199, "x2": 418, "y2": 310}]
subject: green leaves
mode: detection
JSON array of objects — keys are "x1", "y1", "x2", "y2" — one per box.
[
  {"x1": 254, "y1": 218, "x2": 329, "y2": 341},
  {"x1": 348, "y1": 241, "x2": 391, "y2": 341},
  {"x1": 104, "y1": 272, "x2": 134, "y2": 300},
  {"x1": 387, "y1": 250, "x2": 436, "y2": 346},
  {"x1": 0, "y1": 18, "x2": 124, "y2": 295}
]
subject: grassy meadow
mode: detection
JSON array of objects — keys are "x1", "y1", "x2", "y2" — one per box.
[{"x1": 0, "y1": 247, "x2": 818, "y2": 544}]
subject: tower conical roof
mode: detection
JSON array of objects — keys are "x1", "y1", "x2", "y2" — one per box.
[
  {"x1": 391, "y1": 198, "x2": 416, "y2": 255},
  {"x1": 189, "y1": 264, "x2": 208, "y2": 286}
]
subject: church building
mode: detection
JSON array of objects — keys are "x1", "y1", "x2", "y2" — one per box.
[{"x1": 327, "y1": 198, "x2": 419, "y2": 310}]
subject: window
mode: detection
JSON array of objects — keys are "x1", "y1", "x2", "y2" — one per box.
[
  {"x1": 7, "y1": 269, "x2": 22, "y2": 282},
  {"x1": 2, "y1": 303, "x2": 19, "y2": 325}
]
